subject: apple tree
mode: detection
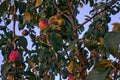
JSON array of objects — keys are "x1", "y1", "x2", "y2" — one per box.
[{"x1": 0, "y1": 0, "x2": 120, "y2": 80}]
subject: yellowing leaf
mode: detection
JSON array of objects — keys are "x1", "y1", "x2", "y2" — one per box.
[
  {"x1": 27, "y1": 60, "x2": 37, "y2": 76},
  {"x1": 7, "y1": 74, "x2": 14, "y2": 80},
  {"x1": 112, "y1": 22, "x2": 120, "y2": 32},
  {"x1": 98, "y1": 37, "x2": 104, "y2": 45},
  {"x1": 35, "y1": 0, "x2": 43, "y2": 7},
  {"x1": 67, "y1": 61, "x2": 74, "y2": 73},
  {"x1": 24, "y1": 11, "x2": 31, "y2": 22},
  {"x1": 79, "y1": 2, "x2": 83, "y2": 8}
]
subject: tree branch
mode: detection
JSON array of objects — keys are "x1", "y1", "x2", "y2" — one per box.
[
  {"x1": 12, "y1": 5, "x2": 16, "y2": 38},
  {"x1": 12, "y1": 2, "x2": 17, "y2": 50},
  {"x1": 76, "y1": 0, "x2": 118, "y2": 31}
]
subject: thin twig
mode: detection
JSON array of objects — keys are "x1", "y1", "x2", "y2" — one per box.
[
  {"x1": 76, "y1": 0, "x2": 117, "y2": 31},
  {"x1": 12, "y1": 2, "x2": 17, "y2": 50},
  {"x1": 12, "y1": 5, "x2": 16, "y2": 38},
  {"x1": 66, "y1": 0, "x2": 74, "y2": 16}
]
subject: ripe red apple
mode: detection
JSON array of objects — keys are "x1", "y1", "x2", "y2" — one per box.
[
  {"x1": 68, "y1": 74, "x2": 75, "y2": 80},
  {"x1": 9, "y1": 50, "x2": 20, "y2": 62},
  {"x1": 38, "y1": 20, "x2": 48, "y2": 30},
  {"x1": 22, "y1": 29, "x2": 29, "y2": 36}
]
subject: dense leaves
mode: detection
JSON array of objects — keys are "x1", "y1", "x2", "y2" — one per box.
[{"x1": 0, "y1": 0, "x2": 120, "y2": 80}]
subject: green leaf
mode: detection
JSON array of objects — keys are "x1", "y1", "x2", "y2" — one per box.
[
  {"x1": 49, "y1": 32, "x2": 63, "y2": 52},
  {"x1": 0, "y1": 0, "x2": 10, "y2": 16},
  {"x1": 89, "y1": 0, "x2": 94, "y2": 7},
  {"x1": 25, "y1": 71, "x2": 36, "y2": 79},
  {"x1": 38, "y1": 48, "x2": 50, "y2": 62},
  {"x1": 104, "y1": 32, "x2": 120, "y2": 58},
  {"x1": 0, "y1": 26, "x2": 6, "y2": 30},
  {"x1": 86, "y1": 67, "x2": 111, "y2": 80},
  {"x1": 18, "y1": 2, "x2": 26, "y2": 14},
  {"x1": 18, "y1": 36, "x2": 28, "y2": 49}
]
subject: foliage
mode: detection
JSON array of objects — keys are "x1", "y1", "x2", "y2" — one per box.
[{"x1": 0, "y1": 0, "x2": 120, "y2": 80}]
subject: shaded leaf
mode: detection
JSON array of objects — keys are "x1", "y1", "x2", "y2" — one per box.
[
  {"x1": 18, "y1": 2, "x2": 26, "y2": 14},
  {"x1": 86, "y1": 67, "x2": 111, "y2": 80},
  {"x1": 1, "y1": 62, "x2": 12, "y2": 77},
  {"x1": 18, "y1": 36, "x2": 28, "y2": 49},
  {"x1": 104, "y1": 32, "x2": 120, "y2": 58},
  {"x1": 49, "y1": 32, "x2": 63, "y2": 51},
  {"x1": 0, "y1": 0, "x2": 10, "y2": 16},
  {"x1": 89, "y1": 0, "x2": 94, "y2": 7}
]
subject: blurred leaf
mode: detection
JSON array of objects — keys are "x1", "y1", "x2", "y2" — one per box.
[
  {"x1": 112, "y1": 22, "x2": 120, "y2": 32},
  {"x1": 9, "y1": 6, "x2": 14, "y2": 15},
  {"x1": 18, "y1": 2, "x2": 26, "y2": 14},
  {"x1": 6, "y1": 19, "x2": 11, "y2": 25},
  {"x1": 25, "y1": 71, "x2": 36, "y2": 79},
  {"x1": 35, "y1": 0, "x2": 43, "y2": 7},
  {"x1": 0, "y1": 0, "x2": 10, "y2": 16},
  {"x1": 86, "y1": 67, "x2": 111, "y2": 80},
  {"x1": 18, "y1": 36, "x2": 28, "y2": 49},
  {"x1": 89, "y1": 0, "x2": 94, "y2": 7},
  {"x1": 49, "y1": 32, "x2": 63, "y2": 51},
  {"x1": 1, "y1": 62, "x2": 12, "y2": 77},
  {"x1": 27, "y1": 60, "x2": 37, "y2": 77},
  {"x1": 79, "y1": 2, "x2": 83, "y2": 8},
  {"x1": 0, "y1": 26, "x2": 6, "y2": 30},
  {"x1": 94, "y1": 59, "x2": 114, "y2": 69},
  {"x1": 104, "y1": 32, "x2": 120, "y2": 58},
  {"x1": 67, "y1": 39, "x2": 78, "y2": 50},
  {"x1": 18, "y1": 23, "x2": 25, "y2": 30},
  {"x1": 67, "y1": 61, "x2": 74, "y2": 73},
  {"x1": 24, "y1": 11, "x2": 31, "y2": 22},
  {"x1": 7, "y1": 74, "x2": 14, "y2": 80}
]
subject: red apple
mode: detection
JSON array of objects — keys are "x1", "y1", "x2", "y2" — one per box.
[
  {"x1": 9, "y1": 50, "x2": 20, "y2": 62},
  {"x1": 22, "y1": 29, "x2": 29, "y2": 36},
  {"x1": 68, "y1": 74, "x2": 75, "y2": 80},
  {"x1": 38, "y1": 20, "x2": 48, "y2": 30}
]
